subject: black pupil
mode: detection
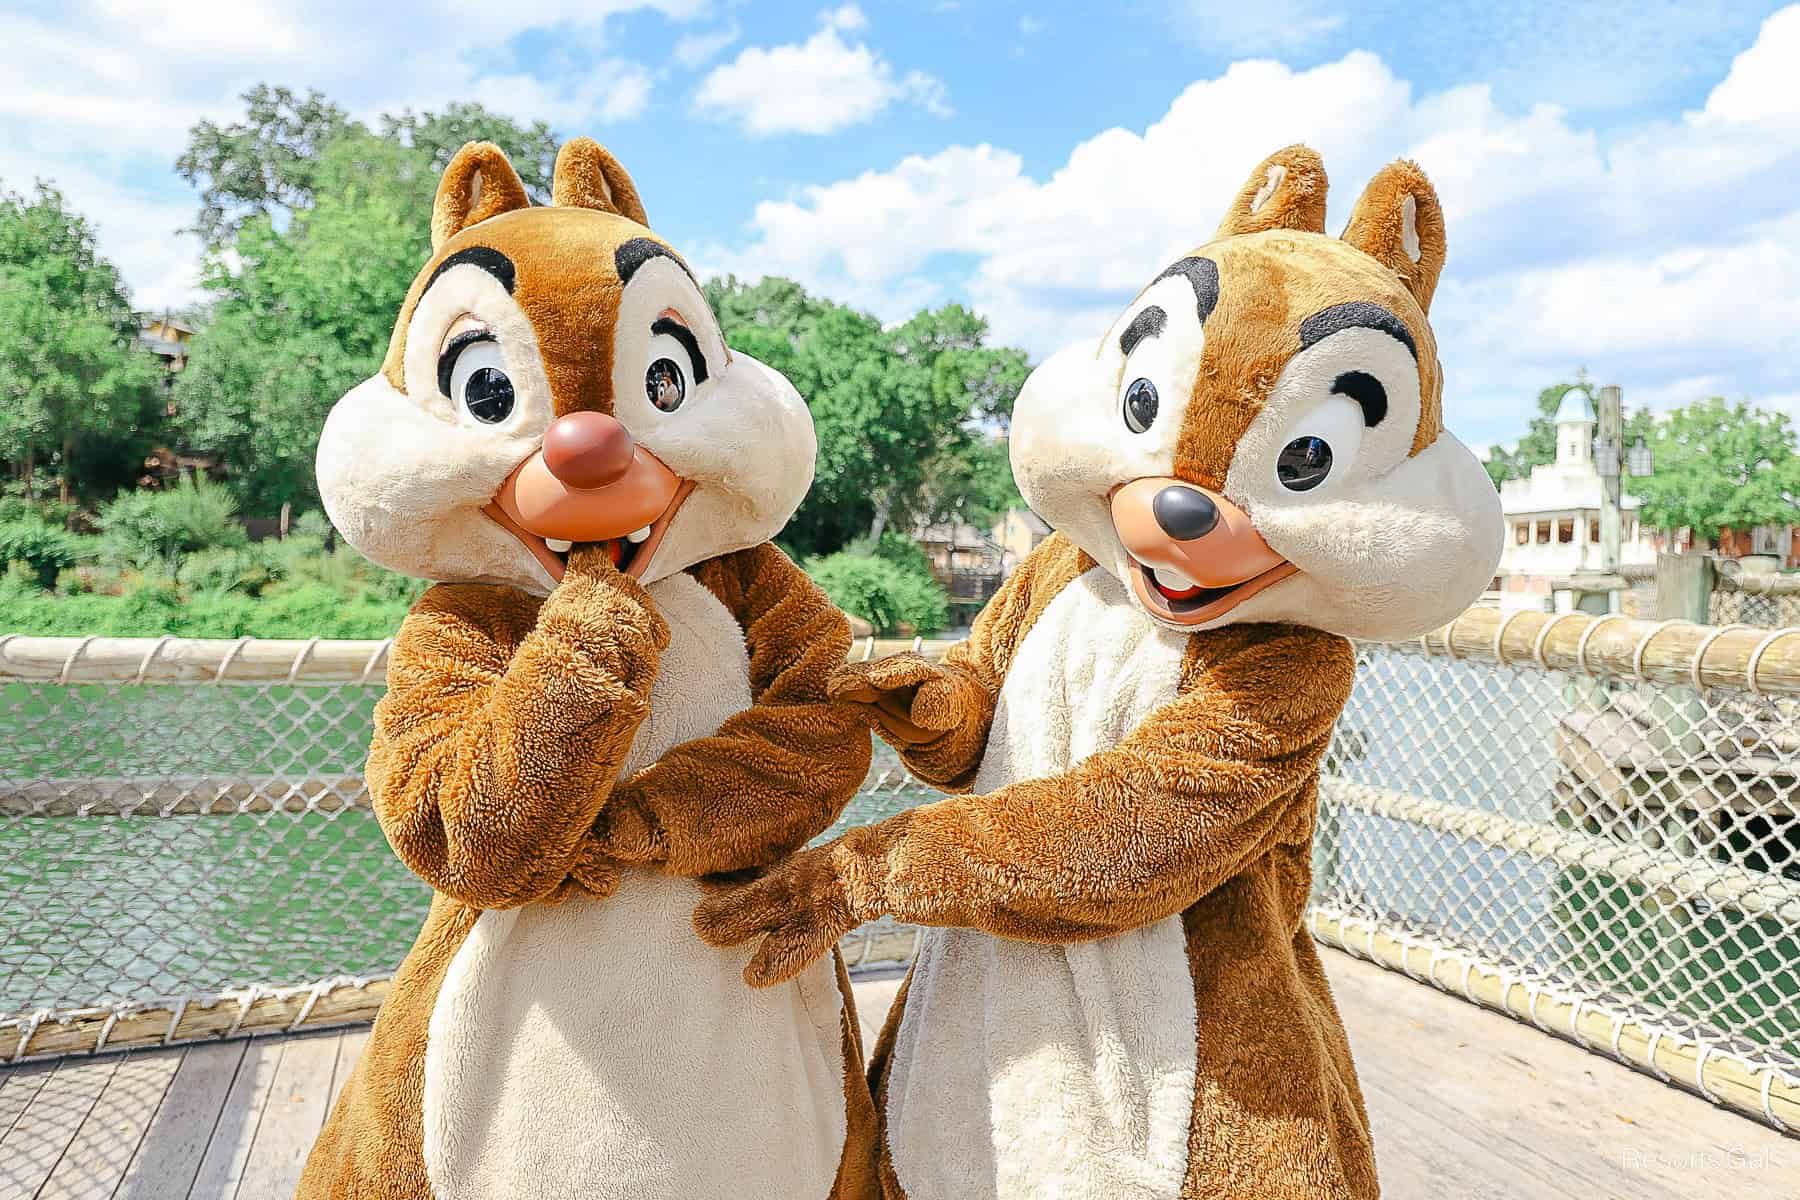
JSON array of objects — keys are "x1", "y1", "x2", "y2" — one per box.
[
  {"x1": 1123, "y1": 377, "x2": 1158, "y2": 432},
  {"x1": 647, "y1": 358, "x2": 685, "y2": 412},
  {"x1": 463, "y1": 367, "x2": 514, "y2": 424},
  {"x1": 1277, "y1": 437, "x2": 1333, "y2": 491}
]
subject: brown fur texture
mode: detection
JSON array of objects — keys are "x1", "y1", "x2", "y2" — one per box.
[
  {"x1": 696, "y1": 534, "x2": 1376, "y2": 1198},
  {"x1": 1170, "y1": 231, "x2": 1442, "y2": 488},
  {"x1": 1339, "y1": 159, "x2": 1447, "y2": 314},
  {"x1": 827, "y1": 536, "x2": 1093, "y2": 791},
  {"x1": 551, "y1": 135, "x2": 649, "y2": 223},
  {"x1": 301, "y1": 546, "x2": 877, "y2": 1199},
  {"x1": 1213, "y1": 143, "x2": 1329, "y2": 238},
  {"x1": 597, "y1": 542, "x2": 874, "y2": 873}
]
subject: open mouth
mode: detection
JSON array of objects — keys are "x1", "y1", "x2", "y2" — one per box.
[
  {"x1": 483, "y1": 478, "x2": 695, "y2": 584},
  {"x1": 1128, "y1": 554, "x2": 1298, "y2": 623}
]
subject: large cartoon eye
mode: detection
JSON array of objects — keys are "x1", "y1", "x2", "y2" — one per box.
[
  {"x1": 441, "y1": 335, "x2": 515, "y2": 424},
  {"x1": 1273, "y1": 395, "x2": 1365, "y2": 493},
  {"x1": 1122, "y1": 377, "x2": 1159, "y2": 434},
  {"x1": 646, "y1": 357, "x2": 686, "y2": 412},
  {"x1": 1276, "y1": 437, "x2": 1333, "y2": 491}
]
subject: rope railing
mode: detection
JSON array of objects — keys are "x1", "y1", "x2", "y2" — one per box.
[{"x1": 2, "y1": 609, "x2": 1797, "y2": 1137}]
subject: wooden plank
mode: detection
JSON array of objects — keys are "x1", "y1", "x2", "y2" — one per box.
[
  {"x1": 0, "y1": 1055, "x2": 120, "y2": 1199},
  {"x1": 38, "y1": 1050, "x2": 181, "y2": 1200},
  {"x1": 116, "y1": 1040, "x2": 246, "y2": 1200},
  {"x1": 1323, "y1": 948, "x2": 1794, "y2": 1200},
  {"x1": 183, "y1": 1039, "x2": 283, "y2": 1200},
  {"x1": 328, "y1": 1028, "x2": 370, "y2": 1110},
  {"x1": 0, "y1": 1060, "x2": 60, "y2": 1143},
  {"x1": 234, "y1": 1032, "x2": 338, "y2": 1199}
]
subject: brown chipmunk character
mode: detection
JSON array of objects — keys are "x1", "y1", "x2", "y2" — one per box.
[
  {"x1": 301, "y1": 138, "x2": 878, "y2": 1199},
  {"x1": 696, "y1": 146, "x2": 1504, "y2": 1199}
]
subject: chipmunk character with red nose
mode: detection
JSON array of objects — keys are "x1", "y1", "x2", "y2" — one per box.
[
  {"x1": 696, "y1": 146, "x2": 1504, "y2": 1200},
  {"x1": 300, "y1": 139, "x2": 879, "y2": 1200}
]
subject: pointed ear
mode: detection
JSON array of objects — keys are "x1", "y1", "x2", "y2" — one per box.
[
  {"x1": 1214, "y1": 145, "x2": 1328, "y2": 238},
  {"x1": 552, "y1": 137, "x2": 648, "y2": 226},
  {"x1": 1341, "y1": 159, "x2": 1446, "y2": 312},
  {"x1": 431, "y1": 142, "x2": 530, "y2": 252}
]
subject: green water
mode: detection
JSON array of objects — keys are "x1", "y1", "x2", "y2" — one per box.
[{"x1": 0, "y1": 677, "x2": 937, "y2": 1014}]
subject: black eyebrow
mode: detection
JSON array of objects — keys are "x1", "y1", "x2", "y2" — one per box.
[
  {"x1": 1119, "y1": 305, "x2": 1167, "y2": 357},
  {"x1": 651, "y1": 317, "x2": 709, "y2": 384},
  {"x1": 425, "y1": 246, "x2": 515, "y2": 295},
  {"x1": 437, "y1": 328, "x2": 494, "y2": 397},
  {"x1": 1298, "y1": 301, "x2": 1417, "y2": 360},
  {"x1": 616, "y1": 237, "x2": 697, "y2": 286},
  {"x1": 1152, "y1": 256, "x2": 1220, "y2": 325}
]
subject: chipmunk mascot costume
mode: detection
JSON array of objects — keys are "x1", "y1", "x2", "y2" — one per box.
[
  {"x1": 696, "y1": 145, "x2": 1504, "y2": 1199},
  {"x1": 300, "y1": 138, "x2": 879, "y2": 1200}
]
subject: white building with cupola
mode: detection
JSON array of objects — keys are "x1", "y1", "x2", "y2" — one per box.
[{"x1": 1492, "y1": 388, "x2": 1658, "y2": 609}]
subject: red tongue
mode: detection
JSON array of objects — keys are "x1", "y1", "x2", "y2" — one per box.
[
  {"x1": 1157, "y1": 581, "x2": 1203, "y2": 600},
  {"x1": 606, "y1": 540, "x2": 624, "y2": 566}
]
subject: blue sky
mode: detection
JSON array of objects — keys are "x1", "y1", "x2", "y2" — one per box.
[{"x1": 3, "y1": 0, "x2": 1797, "y2": 450}]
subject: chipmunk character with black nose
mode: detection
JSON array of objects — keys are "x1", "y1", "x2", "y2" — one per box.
[
  {"x1": 696, "y1": 146, "x2": 1504, "y2": 1200},
  {"x1": 301, "y1": 138, "x2": 879, "y2": 1200}
]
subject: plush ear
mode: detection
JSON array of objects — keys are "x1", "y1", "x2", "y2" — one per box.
[
  {"x1": 431, "y1": 142, "x2": 530, "y2": 252},
  {"x1": 1214, "y1": 145, "x2": 1328, "y2": 238},
  {"x1": 1340, "y1": 159, "x2": 1446, "y2": 313},
  {"x1": 552, "y1": 137, "x2": 649, "y2": 225}
]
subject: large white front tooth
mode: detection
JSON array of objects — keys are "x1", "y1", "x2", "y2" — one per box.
[
  {"x1": 626, "y1": 525, "x2": 652, "y2": 544},
  {"x1": 544, "y1": 538, "x2": 573, "y2": 553},
  {"x1": 1153, "y1": 565, "x2": 1197, "y2": 591}
]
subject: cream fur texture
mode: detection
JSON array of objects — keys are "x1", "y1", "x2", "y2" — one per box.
[
  {"x1": 885, "y1": 570, "x2": 1199, "y2": 1200},
  {"x1": 317, "y1": 265, "x2": 559, "y2": 593},
  {"x1": 421, "y1": 575, "x2": 848, "y2": 1199},
  {"x1": 1010, "y1": 275, "x2": 1502, "y2": 643},
  {"x1": 315, "y1": 251, "x2": 816, "y2": 593}
]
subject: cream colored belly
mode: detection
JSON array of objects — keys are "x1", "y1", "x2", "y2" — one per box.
[
  {"x1": 420, "y1": 573, "x2": 847, "y2": 1200},
  {"x1": 886, "y1": 569, "x2": 1200, "y2": 1200}
]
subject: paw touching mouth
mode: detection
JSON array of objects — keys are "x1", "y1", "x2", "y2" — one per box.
[
  {"x1": 1110, "y1": 476, "x2": 1297, "y2": 625},
  {"x1": 485, "y1": 479, "x2": 693, "y2": 583}
]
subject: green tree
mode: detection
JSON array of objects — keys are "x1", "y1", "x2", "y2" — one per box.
[
  {"x1": 380, "y1": 103, "x2": 559, "y2": 203},
  {"x1": 703, "y1": 276, "x2": 1031, "y2": 556},
  {"x1": 0, "y1": 183, "x2": 164, "y2": 505},
  {"x1": 1484, "y1": 375, "x2": 1656, "y2": 485},
  {"x1": 176, "y1": 85, "x2": 362, "y2": 249},
  {"x1": 1627, "y1": 399, "x2": 1800, "y2": 548},
  {"x1": 172, "y1": 134, "x2": 435, "y2": 512}
]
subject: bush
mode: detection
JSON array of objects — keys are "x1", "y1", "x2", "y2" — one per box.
[
  {"x1": 805, "y1": 551, "x2": 948, "y2": 636},
  {"x1": 177, "y1": 545, "x2": 283, "y2": 596},
  {"x1": 97, "y1": 473, "x2": 247, "y2": 569},
  {"x1": 0, "y1": 515, "x2": 93, "y2": 588}
]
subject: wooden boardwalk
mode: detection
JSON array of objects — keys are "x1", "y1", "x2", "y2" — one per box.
[{"x1": 2, "y1": 950, "x2": 1792, "y2": 1200}]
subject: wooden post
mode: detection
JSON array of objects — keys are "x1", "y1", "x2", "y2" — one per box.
[
  {"x1": 1651, "y1": 551, "x2": 1715, "y2": 757},
  {"x1": 1653, "y1": 551, "x2": 1714, "y2": 622}
]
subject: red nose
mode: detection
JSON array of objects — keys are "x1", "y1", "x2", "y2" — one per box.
[{"x1": 542, "y1": 412, "x2": 635, "y2": 489}]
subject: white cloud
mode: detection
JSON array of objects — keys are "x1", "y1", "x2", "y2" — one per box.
[
  {"x1": 0, "y1": 0, "x2": 703, "y2": 310},
  {"x1": 674, "y1": 24, "x2": 739, "y2": 68},
  {"x1": 704, "y1": 6, "x2": 1800, "y2": 444},
  {"x1": 1171, "y1": 0, "x2": 1344, "y2": 53},
  {"x1": 693, "y1": 7, "x2": 949, "y2": 136}
]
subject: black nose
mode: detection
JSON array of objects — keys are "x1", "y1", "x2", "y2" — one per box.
[{"x1": 1152, "y1": 485, "x2": 1219, "y2": 540}]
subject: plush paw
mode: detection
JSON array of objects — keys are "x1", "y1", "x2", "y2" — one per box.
[
  {"x1": 692, "y1": 843, "x2": 860, "y2": 987},
  {"x1": 590, "y1": 787, "x2": 665, "y2": 864},
  {"x1": 827, "y1": 654, "x2": 962, "y2": 745},
  {"x1": 547, "y1": 838, "x2": 624, "y2": 904}
]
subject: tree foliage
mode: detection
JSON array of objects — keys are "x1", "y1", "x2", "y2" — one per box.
[
  {"x1": 1627, "y1": 398, "x2": 1800, "y2": 544},
  {"x1": 0, "y1": 183, "x2": 164, "y2": 504},
  {"x1": 704, "y1": 275, "x2": 1029, "y2": 556}
]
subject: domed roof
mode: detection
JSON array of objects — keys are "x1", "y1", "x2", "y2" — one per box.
[{"x1": 1554, "y1": 387, "x2": 1594, "y2": 425}]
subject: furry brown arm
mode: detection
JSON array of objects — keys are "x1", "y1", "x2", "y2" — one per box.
[
  {"x1": 696, "y1": 624, "x2": 1355, "y2": 986},
  {"x1": 826, "y1": 533, "x2": 1092, "y2": 790},
  {"x1": 591, "y1": 542, "x2": 873, "y2": 876},
  {"x1": 366, "y1": 549, "x2": 668, "y2": 910}
]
